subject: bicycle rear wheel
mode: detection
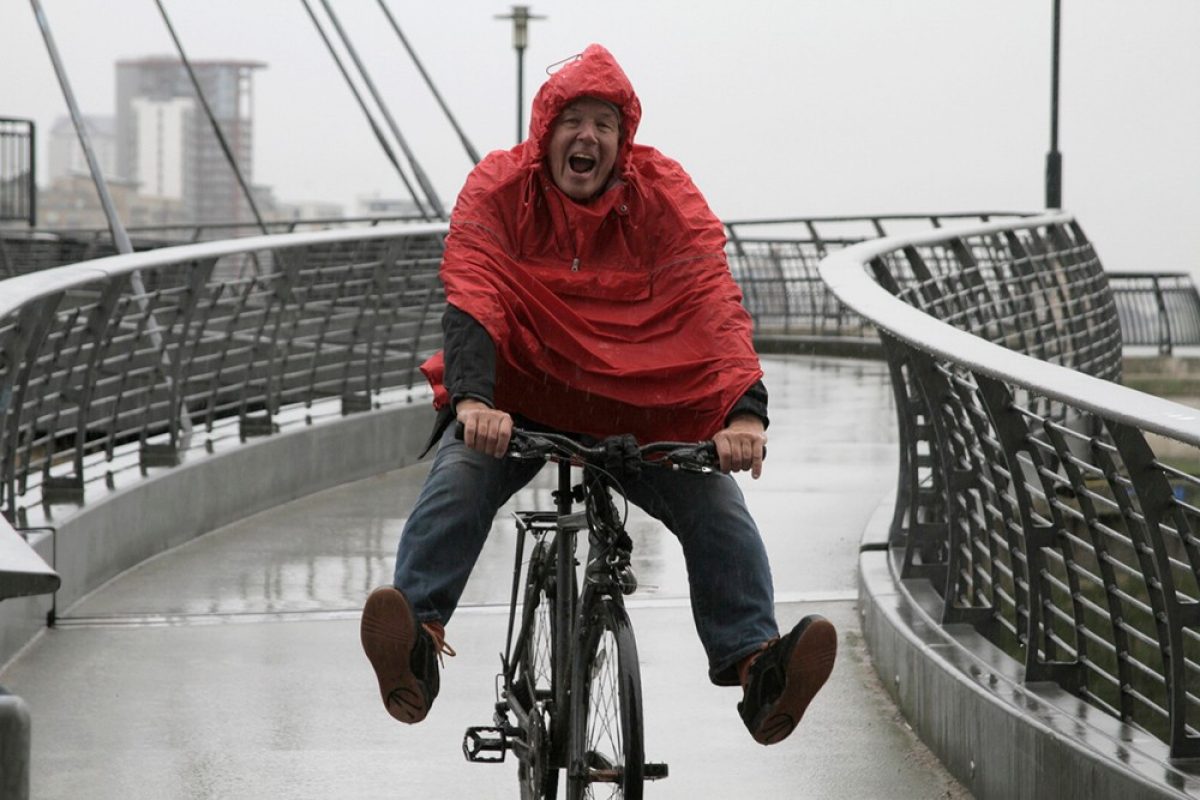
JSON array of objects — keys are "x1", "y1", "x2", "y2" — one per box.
[
  {"x1": 516, "y1": 539, "x2": 559, "y2": 800},
  {"x1": 516, "y1": 539, "x2": 557, "y2": 702},
  {"x1": 567, "y1": 597, "x2": 644, "y2": 800}
]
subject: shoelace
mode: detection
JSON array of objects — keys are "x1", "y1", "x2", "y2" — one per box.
[
  {"x1": 422, "y1": 621, "x2": 458, "y2": 667},
  {"x1": 738, "y1": 636, "x2": 777, "y2": 689}
]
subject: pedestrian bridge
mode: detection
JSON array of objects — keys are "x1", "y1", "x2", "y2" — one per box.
[{"x1": 3, "y1": 214, "x2": 1200, "y2": 799}]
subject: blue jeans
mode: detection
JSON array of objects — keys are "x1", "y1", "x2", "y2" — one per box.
[{"x1": 393, "y1": 425, "x2": 779, "y2": 686}]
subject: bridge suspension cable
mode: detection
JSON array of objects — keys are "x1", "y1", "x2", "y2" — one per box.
[
  {"x1": 376, "y1": 1, "x2": 480, "y2": 166},
  {"x1": 315, "y1": 0, "x2": 447, "y2": 219},
  {"x1": 153, "y1": 0, "x2": 270, "y2": 236},
  {"x1": 299, "y1": 0, "x2": 431, "y2": 221},
  {"x1": 28, "y1": 0, "x2": 193, "y2": 440}
]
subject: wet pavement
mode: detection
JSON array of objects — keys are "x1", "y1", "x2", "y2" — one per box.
[{"x1": 0, "y1": 356, "x2": 971, "y2": 799}]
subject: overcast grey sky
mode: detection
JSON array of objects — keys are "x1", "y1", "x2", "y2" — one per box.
[{"x1": 2, "y1": 0, "x2": 1197, "y2": 272}]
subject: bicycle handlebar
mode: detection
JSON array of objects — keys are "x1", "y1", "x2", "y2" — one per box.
[{"x1": 453, "y1": 422, "x2": 717, "y2": 472}]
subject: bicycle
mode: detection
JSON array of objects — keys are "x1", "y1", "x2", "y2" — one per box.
[{"x1": 460, "y1": 427, "x2": 718, "y2": 799}]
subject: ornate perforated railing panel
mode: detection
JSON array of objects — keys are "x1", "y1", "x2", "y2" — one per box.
[{"x1": 821, "y1": 213, "x2": 1200, "y2": 759}]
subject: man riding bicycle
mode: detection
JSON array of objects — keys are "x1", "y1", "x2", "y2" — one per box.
[{"x1": 361, "y1": 43, "x2": 836, "y2": 747}]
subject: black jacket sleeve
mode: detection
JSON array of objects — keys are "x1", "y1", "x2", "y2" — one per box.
[
  {"x1": 420, "y1": 305, "x2": 497, "y2": 456},
  {"x1": 443, "y1": 304, "x2": 497, "y2": 407},
  {"x1": 726, "y1": 378, "x2": 769, "y2": 430}
]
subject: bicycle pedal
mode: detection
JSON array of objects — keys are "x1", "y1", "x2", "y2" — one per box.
[
  {"x1": 462, "y1": 726, "x2": 507, "y2": 763},
  {"x1": 644, "y1": 762, "x2": 669, "y2": 781}
]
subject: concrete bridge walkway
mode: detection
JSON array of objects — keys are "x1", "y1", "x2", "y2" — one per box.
[{"x1": 0, "y1": 356, "x2": 970, "y2": 799}]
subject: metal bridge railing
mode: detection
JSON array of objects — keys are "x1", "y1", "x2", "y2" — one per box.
[
  {"x1": 0, "y1": 119, "x2": 36, "y2": 229},
  {"x1": 821, "y1": 213, "x2": 1200, "y2": 761},
  {"x1": 724, "y1": 212, "x2": 1031, "y2": 340},
  {"x1": 725, "y1": 214, "x2": 1200, "y2": 356},
  {"x1": 1107, "y1": 272, "x2": 1200, "y2": 355},
  {"x1": 8, "y1": 212, "x2": 1200, "y2": 356},
  {"x1": 0, "y1": 223, "x2": 448, "y2": 526},
  {"x1": 0, "y1": 215, "x2": 429, "y2": 279}
]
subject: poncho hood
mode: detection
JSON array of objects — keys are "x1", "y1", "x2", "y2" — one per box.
[
  {"x1": 421, "y1": 43, "x2": 762, "y2": 443},
  {"x1": 525, "y1": 44, "x2": 642, "y2": 176}
]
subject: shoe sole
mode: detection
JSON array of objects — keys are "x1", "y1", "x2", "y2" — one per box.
[
  {"x1": 360, "y1": 587, "x2": 429, "y2": 724},
  {"x1": 751, "y1": 616, "x2": 837, "y2": 745}
]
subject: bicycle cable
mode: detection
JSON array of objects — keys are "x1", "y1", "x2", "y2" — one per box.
[{"x1": 582, "y1": 463, "x2": 632, "y2": 539}]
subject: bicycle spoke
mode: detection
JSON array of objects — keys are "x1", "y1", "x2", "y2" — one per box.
[
  {"x1": 532, "y1": 597, "x2": 553, "y2": 692},
  {"x1": 584, "y1": 629, "x2": 625, "y2": 798}
]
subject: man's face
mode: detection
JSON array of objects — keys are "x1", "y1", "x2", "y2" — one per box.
[{"x1": 546, "y1": 98, "x2": 620, "y2": 202}]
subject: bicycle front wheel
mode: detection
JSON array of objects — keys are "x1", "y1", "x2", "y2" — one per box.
[{"x1": 567, "y1": 597, "x2": 644, "y2": 800}]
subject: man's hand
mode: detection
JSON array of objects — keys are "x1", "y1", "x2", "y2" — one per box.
[
  {"x1": 713, "y1": 414, "x2": 767, "y2": 479},
  {"x1": 456, "y1": 398, "x2": 513, "y2": 458}
]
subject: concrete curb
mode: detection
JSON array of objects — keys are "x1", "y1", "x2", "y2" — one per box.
[
  {"x1": 857, "y1": 493, "x2": 1200, "y2": 799},
  {"x1": 754, "y1": 333, "x2": 883, "y2": 359}
]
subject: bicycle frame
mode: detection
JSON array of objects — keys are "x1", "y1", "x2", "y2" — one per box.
[
  {"x1": 501, "y1": 459, "x2": 630, "y2": 769},
  {"x1": 504, "y1": 458, "x2": 582, "y2": 770},
  {"x1": 464, "y1": 429, "x2": 711, "y2": 796}
]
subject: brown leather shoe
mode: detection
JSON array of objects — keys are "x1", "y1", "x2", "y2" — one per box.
[
  {"x1": 738, "y1": 615, "x2": 837, "y2": 745},
  {"x1": 360, "y1": 587, "x2": 454, "y2": 723}
]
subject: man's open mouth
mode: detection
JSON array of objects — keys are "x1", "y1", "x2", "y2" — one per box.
[{"x1": 568, "y1": 154, "x2": 596, "y2": 174}]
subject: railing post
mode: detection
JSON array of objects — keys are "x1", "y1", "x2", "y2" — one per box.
[
  {"x1": 800, "y1": 220, "x2": 827, "y2": 335},
  {"x1": 890, "y1": 346, "x2": 953, "y2": 595},
  {"x1": 1040, "y1": 423, "x2": 1137, "y2": 720},
  {"x1": 975, "y1": 373, "x2": 1085, "y2": 687},
  {"x1": 1, "y1": 297, "x2": 62, "y2": 520},
  {"x1": 1151, "y1": 274, "x2": 1173, "y2": 356},
  {"x1": 1106, "y1": 420, "x2": 1200, "y2": 760},
  {"x1": 140, "y1": 260, "x2": 214, "y2": 468},
  {"x1": 0, "y1": 687, "x2": 31, "y2": 800},
  {"x1": 866, "y1": 260, "x2": 927, "y2": 552},
  {"x1": 341, "y1": 239, "x2": 385, "y2": 415}
]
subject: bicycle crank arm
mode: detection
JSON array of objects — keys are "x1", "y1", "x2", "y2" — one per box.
[{"x1": 462, "y1": 726, "x2": 508, "y2": 763}]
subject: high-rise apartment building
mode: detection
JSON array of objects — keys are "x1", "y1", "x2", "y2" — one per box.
[{"x1": 115, "y1": 57, "x2": 264, "y2": 225}]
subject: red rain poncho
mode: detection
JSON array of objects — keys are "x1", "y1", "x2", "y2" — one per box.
[{"x1": 421, "y1": 44, "x2": 762, "y2": 443}]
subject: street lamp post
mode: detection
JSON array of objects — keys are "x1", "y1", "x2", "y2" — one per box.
[
  {"x1": 1045, "y1": 0, "x2": 1063, "y2": 209},
  {"x1": 495, "y1": 5, "x2": 545, "y2": 145}
]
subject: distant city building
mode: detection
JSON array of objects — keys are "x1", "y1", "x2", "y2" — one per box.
[
  {"x1": 129, "y1": 97, "x2": 191, "y2": 200},
  {"x1": 115, "y1": 56, "x2": 265, "y2": 226},
  {"x1": 38, "y1": 173, "x2": 188, "y2": 230},
  {"x1": 47, "y1": 115, "x2": 118, "y2": 183},
  {"x1": 356, "y1": 194, "x2": 422, "y2": 220},
  {"x1": 251, "y1": 183, "x2": 280, "y2": 222},
  {"x1": 29, "y1": 57, "x2": 347, "y2": 235},
  {"x1": 274, "y1": 199, "x2": 346, "y2": 223}
]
